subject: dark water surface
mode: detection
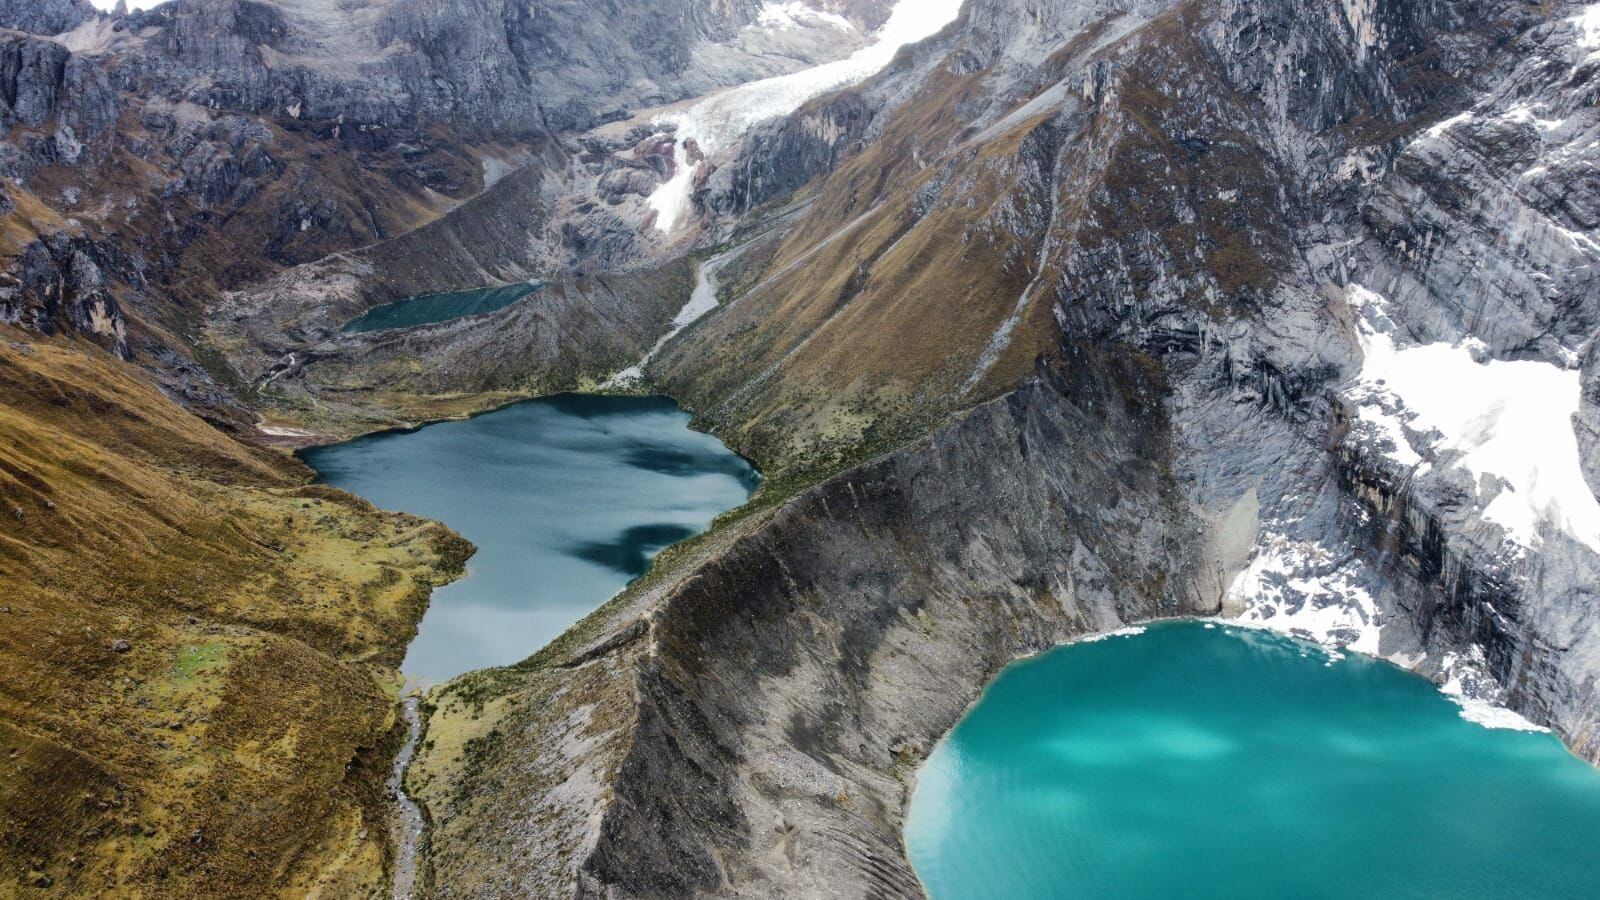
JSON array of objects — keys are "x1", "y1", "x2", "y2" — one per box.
[
  {"x1": 302, "y1": 394, "x2": 757, "y2": 682},
  {"x1": 906, "y1": 621, "x2": 1600, "y2": 899},
  {"x1": 341, "y1": 282, "x2": 541, "y2": 334}
]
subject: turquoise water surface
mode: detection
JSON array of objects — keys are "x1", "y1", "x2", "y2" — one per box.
[
  {"x1": 341, "y1": 282, "x2": 540, "y2": 334},
  {"x1": 302, "y1": 394, "x2": 757, "y2": 682},
  {"x1": 906, "y1": 621, "x2": 1600, "y2": 899}
]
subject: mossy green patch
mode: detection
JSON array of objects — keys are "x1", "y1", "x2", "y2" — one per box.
[{"x1": 173, "y1": 641, "x2": 228, "y2": 682}]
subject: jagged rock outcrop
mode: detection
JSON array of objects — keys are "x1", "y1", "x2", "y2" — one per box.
[
  {"x1": 0, "y1": 0, "x2": 94, "y2": 35},
  {"x1": 0, "y1": 34, "x2": 118, "y2": 140},
  {"x1": 0, "y1": 234, "x2": 127, "y2": 357},
  {"x1": 702, "y1": 90, "x2": 874, "y2": 217},
  {"x1": 97, "y1": 0, "x2": 890, "y2": 136}
]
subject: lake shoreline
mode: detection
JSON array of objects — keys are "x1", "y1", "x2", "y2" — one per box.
[{"x1": 300, "y1": 392, "x2": 760, "y2": 899}]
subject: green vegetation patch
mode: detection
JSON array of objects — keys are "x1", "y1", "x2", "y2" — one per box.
[{"x1": 173, "y1": 641, "x2": 229, "y2": 682}]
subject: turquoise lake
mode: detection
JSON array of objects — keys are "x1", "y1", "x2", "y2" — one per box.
[
  {"x1": 906, "y1": 621, "x2": 1600, "y2": 899},
  {"x1": 302, "y1": 394, "x2": 757, "y2": 682},
  {"x1": 341, "y1": 282, "x2": 541, "y2": 334}
]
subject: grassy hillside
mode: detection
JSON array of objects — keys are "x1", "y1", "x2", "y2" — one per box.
[{"x1": 0, "y1": 328, "x2": 469, "y2": 896}]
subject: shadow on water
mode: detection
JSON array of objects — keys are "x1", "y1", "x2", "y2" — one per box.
[
  {"x1": 623, "y1": 445, "x2": 764, "y2": 488},
  {"x1": 301, "y1": 392, "x2": 758, "y2": 683},
  {"x1": 570, "y1": 523, "x2": 701, "y2": 576},
  {"x1": 544, "y1": 392, "x2": 679, "y2": 417}
]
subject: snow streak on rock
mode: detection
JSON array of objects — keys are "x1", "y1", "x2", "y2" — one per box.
[
  {"x1": 1571, "y1": 3, "x2": 1600, "y2": 51},
  {"x1": 607, "y1": 247, "x2": 743, "y2": 386},
  {"x1": 1438, "y1": 646, "x2": 1550, "y2": 732},
  {"x1": 646, "y1": 0, "x2": 962, "y2": 231}
]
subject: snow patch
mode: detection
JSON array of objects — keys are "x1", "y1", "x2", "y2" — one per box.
[
  {"x1": 1571, "y1": 4, "x2": 1600, "y2": 49},
  {"x1": 1437, "y1": 647, "x2": 1549, "y2": 732},
  {"x1": 1224, "y1": 531, "x2": 1546, "y2": 733},
  {"x1": 1502, "y1": 102, "x2": 1564, "y2": 132},
  {"x1": 646, "y1": 0, "x2": 962, "y2": 231},
  {"x1": 1077, "y1": 625, "x2": 1148, "y2": 643},
  {"x1": 1425, "y1": 111, "x2": 1471, "y2": 138},
  {"x1": 1226, "y1": 532, "x2": 1381, "y2": 657},
  {"x1": 757, "y1": 2, "x2": 854, "y2": 32},
  {"x1": 86, "y1": 0, "x2": 164, "y2": 10},
  {"x1": 1345, "y1": 284, "x2": 1600, "y2": 553}
]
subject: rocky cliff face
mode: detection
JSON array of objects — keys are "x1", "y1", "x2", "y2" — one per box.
[
  {"x1": 0, "y1": 234, "x2": 127, "y2": 356},
  {"x1": 412, "y1": 365, "x2": 1222, "y2": 897},
  {"x1": 0, "y1": 0, "x2": 94, "y2": 35},
  {"x1": 77, "y1": 0, "x2": 888, "y2": 135},
  {"x1": 405, "y1": 0, "x2": 1600, "y2": 894},
  {"x1": 641, "y1": 0, "x2": 1600, "y2": 762}
]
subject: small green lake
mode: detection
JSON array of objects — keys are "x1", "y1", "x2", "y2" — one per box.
[
  {"x1": 906, "y1": 621, "x2": 1600, "y2": 899},
  {"x1": 301, "y1": 394, "x2": 757, "y2": 683},
  {"x1": 341, "y1": 282, "x2": 541, "y2": 334}
]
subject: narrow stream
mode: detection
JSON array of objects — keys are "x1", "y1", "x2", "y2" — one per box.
[
  {"x1": 387, "y1": 697, "x2": 425, "y2": 900},
  {"x1": 301, "y1": 394, "x2": 757, "y2": 896}
]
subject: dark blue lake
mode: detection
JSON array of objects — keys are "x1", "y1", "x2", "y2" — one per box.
[
  {"x1": 341, "y1": 282, "x2": 541, "y2": 334},
  {"x1": 303, "y1": 394, "x2": 757, "y2": 683}
]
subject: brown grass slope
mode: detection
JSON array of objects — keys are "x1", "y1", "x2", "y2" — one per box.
[
  {"x1": 652, "y1": 3, "x2": 1321, "y2": 487},
  {"x1": 0, "y1": 328, "x2": 468, "y2": 897}
]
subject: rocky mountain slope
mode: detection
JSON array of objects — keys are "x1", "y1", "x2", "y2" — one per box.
[
  {"x1": 0, "y1": 0, "x2": 885, "y2": 427},
  {"x1": 3, "y1": 0, "x2": 1600, "y2": 896},
  {"x1": 649, "y1": 0, "x2": 1600, "y2": 760},
  {"x1": 404, "y1": 0, "x2": 1600, "y2": 895}
]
